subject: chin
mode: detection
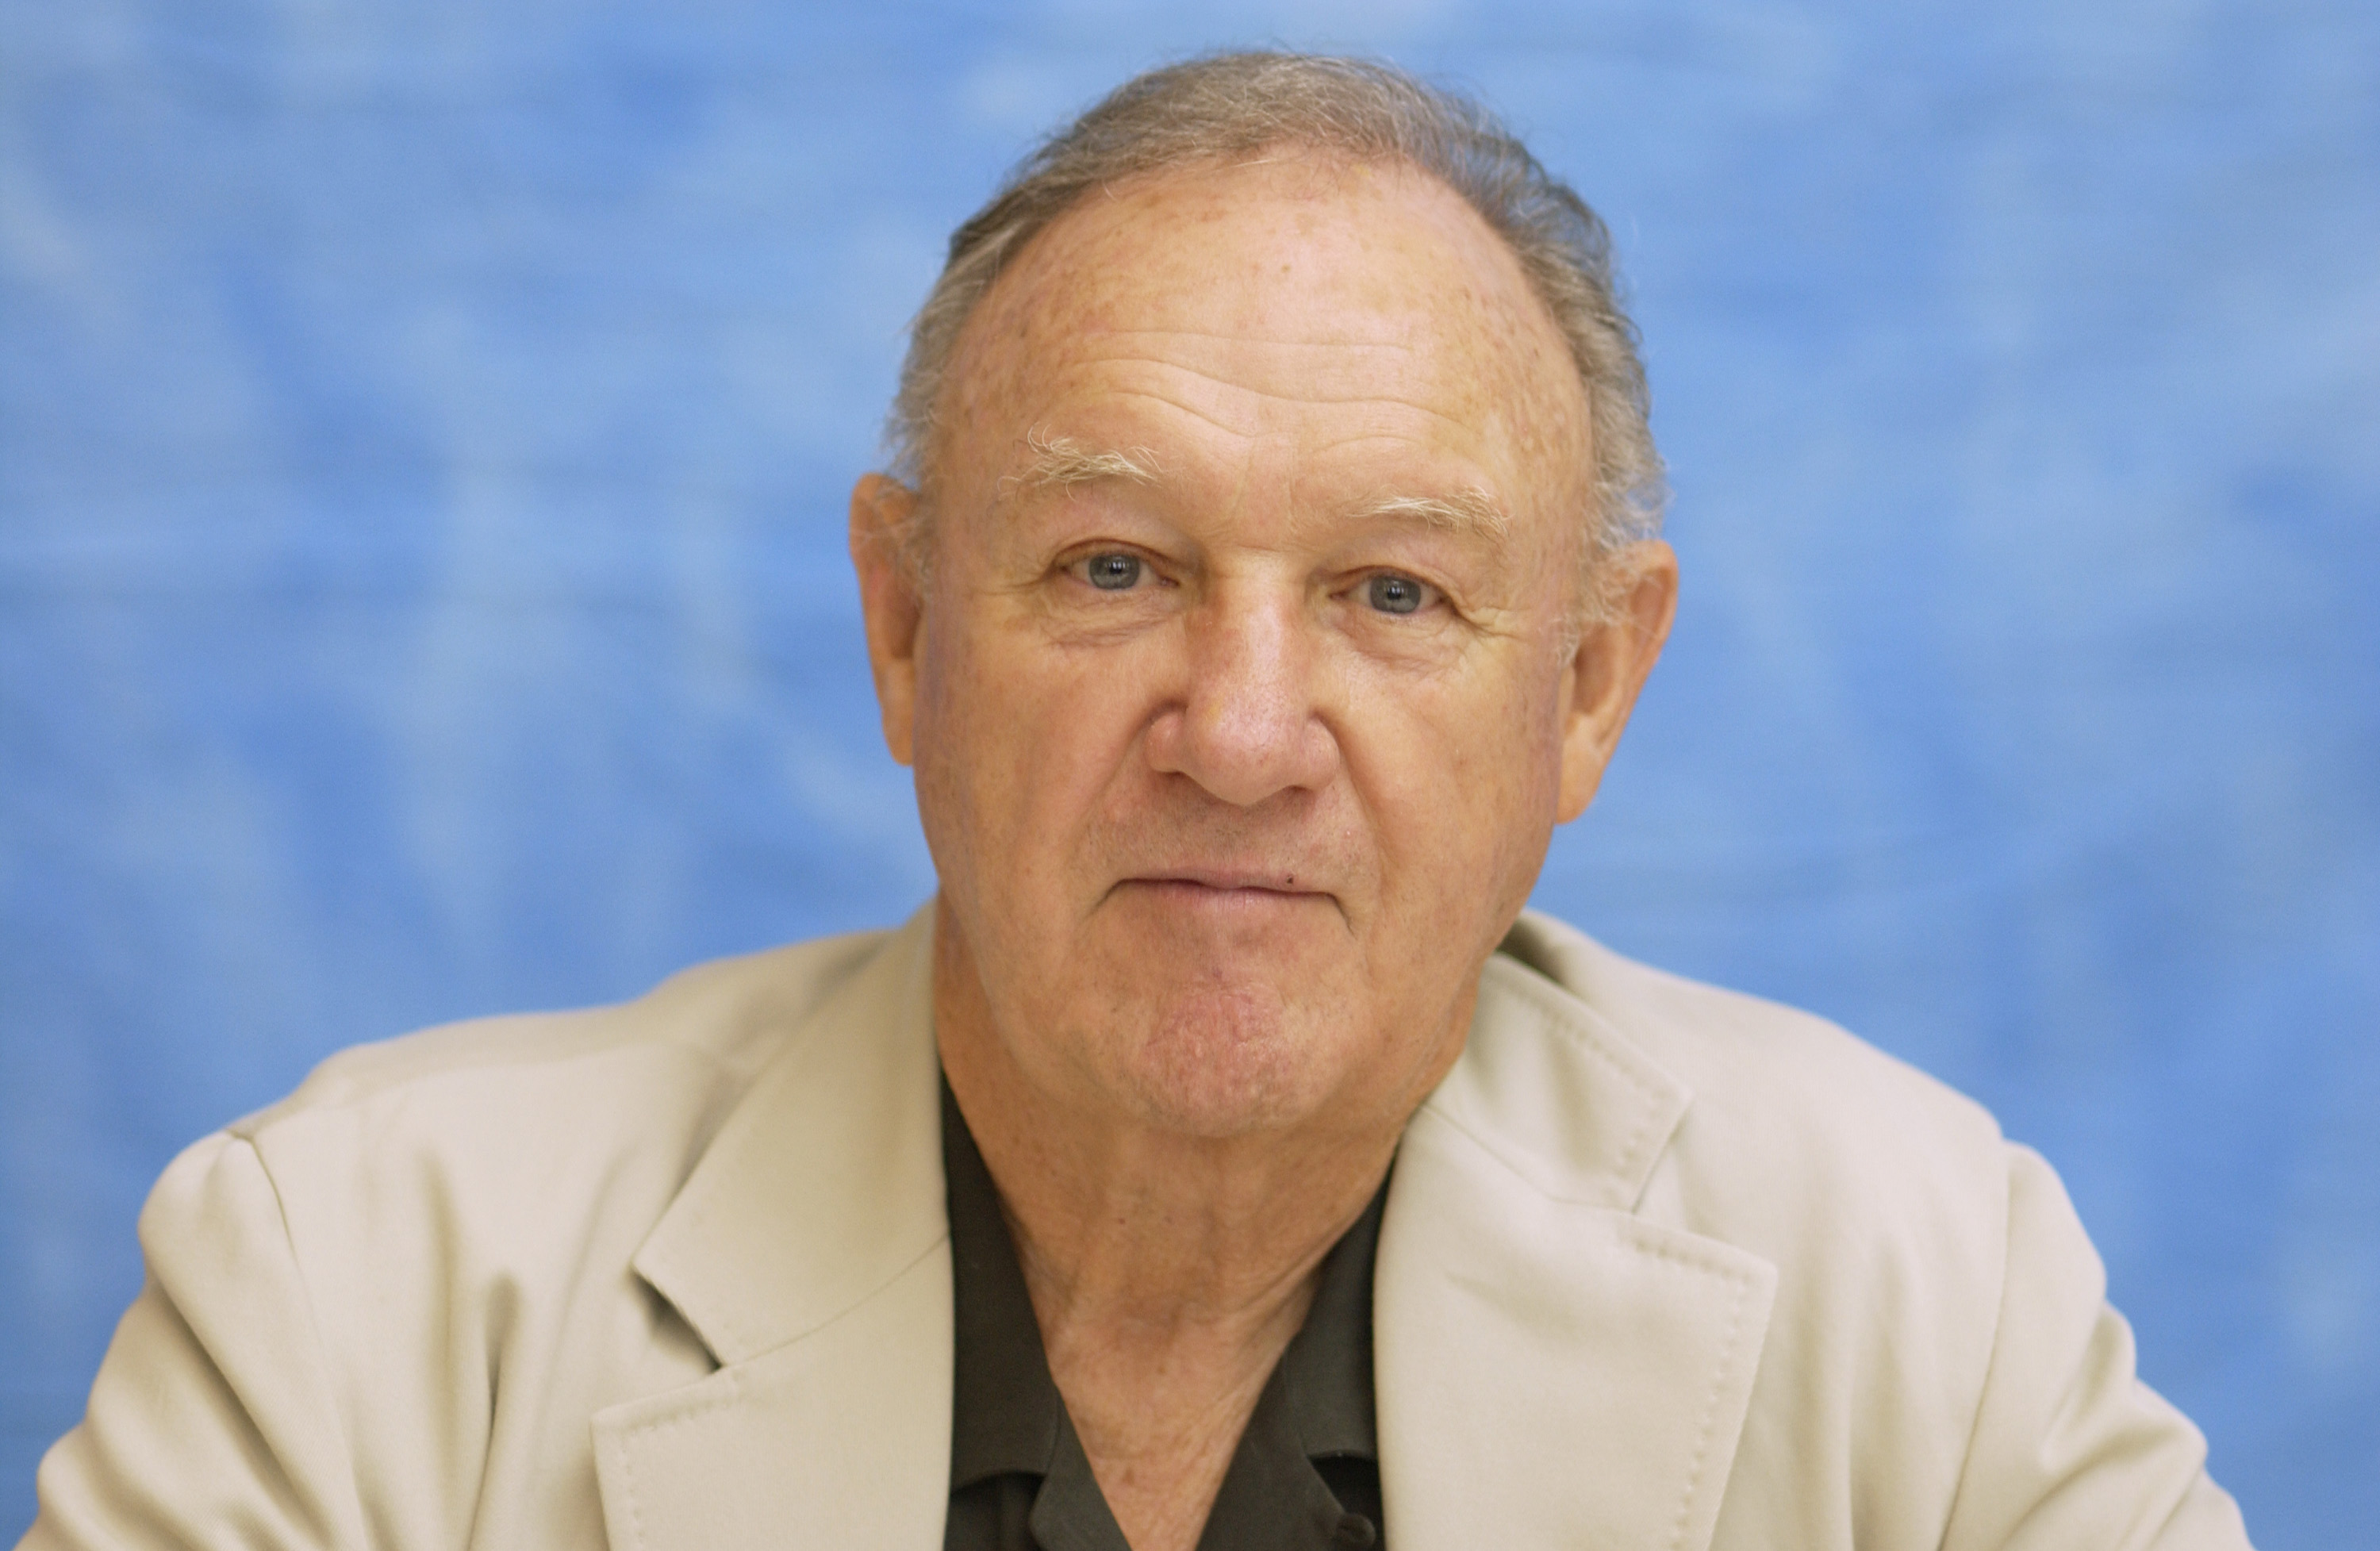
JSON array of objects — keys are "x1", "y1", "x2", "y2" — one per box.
[{"x1": 1112, "y1": 981, "x2": 1344, "y2": 1138}]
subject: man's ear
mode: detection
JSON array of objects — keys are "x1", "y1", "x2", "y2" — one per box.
[
  {"x1": 849, "y1": 473, "x2": 924, "y2": 768},
  {"x1": 1557, "y1": 539, "x2": 1679, "y2": 823}
]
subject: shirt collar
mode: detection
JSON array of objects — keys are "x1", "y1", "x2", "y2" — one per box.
[
  {"x1": 944, "y1": 1077, "x2": 1066, "y2": 1488},
  {"x1": 1279, "y1": 1165, "x2": 1386, "y2": 1462}
]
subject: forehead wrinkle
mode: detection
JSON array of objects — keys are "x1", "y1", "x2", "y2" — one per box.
[
  {"x1": 1062, "y1": 340, "x2": 1457, "y2": 413},
  {"x1": 1078, "y1": 381, "x2": 1500, "y2": 452},
  {"x1": 1086, "y1": 328, "x2": 1421, "y2": 356},
  {"x1": 1013, "y1": 393, "x2": 1528, "y2": 537}
]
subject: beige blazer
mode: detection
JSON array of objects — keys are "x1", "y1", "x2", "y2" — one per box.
[{"x1": 22, "y1": 909, "x2": 2248, "y2": 1550}]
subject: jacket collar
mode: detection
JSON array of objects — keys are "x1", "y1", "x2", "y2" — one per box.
[
  {"x1": 593, "y1": 909, "x2": 954, "y2": 1550},
  {"x1": 631, "y1": 907, "x2": 946, "y2": 1365},
  {"x1": 593, "y1": 908, "x2": 1775, "y2": 1551},
  {"x1": 1374, "y1": 935, "x2": 1777, "y2": 1551}
]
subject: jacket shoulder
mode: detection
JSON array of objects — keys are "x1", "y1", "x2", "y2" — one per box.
[
  {"x1": 1497, "y1": 912, "x2": 2029, "y2": 1541},
  {"x1": 1502, "y1": 908, "x2": 2008, "y2": 1188},
  {"x1": 45, "y1": 932, "x2": 908, "y2": 1551},
  {"x1": 203, "y1": 923, "x2": 905, "y2": 1358},
  {"x1": 1494, "y1": 909, "x2": 2019, "y2": 1323},
  {"x1": 1497, "y1": 916, "x2": 2248, "y2": 1549},
  {"x1": 233, "y1": 926, "x2": 892, "y2": 1138}
]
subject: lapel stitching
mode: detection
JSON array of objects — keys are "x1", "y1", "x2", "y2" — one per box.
[
  {"x1": 1426, "y1": 954, "x2": 1691, "y2": 1211},
  {"x1": 1375, "y1": 944, "x2": 1779, "y2": 1551},
  {"x1": 594, "y1": 912, "x2": 955, "y2": 1551}
]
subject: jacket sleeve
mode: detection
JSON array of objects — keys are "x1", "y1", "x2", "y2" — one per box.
[
  {"x1": 1938, "y1": 1144, "x2": 2252, "y2": 1551},
  {"x1": 18, "y1": 1131, "x2": 368, "y2": 1551}
]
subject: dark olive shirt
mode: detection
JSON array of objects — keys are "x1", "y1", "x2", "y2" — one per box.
[{"x1": 941, "y1": 1081, "x2": 1386, "y2": 1551}]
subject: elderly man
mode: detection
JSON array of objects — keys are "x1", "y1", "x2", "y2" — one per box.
[{"x1": 24, "y1": 52, "x2": 2248, "y2": 1551}]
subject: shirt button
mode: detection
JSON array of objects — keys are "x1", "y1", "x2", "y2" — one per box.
[{"x1": 1334, "y1": 1514, "x2": 1379, "y2": 1547}]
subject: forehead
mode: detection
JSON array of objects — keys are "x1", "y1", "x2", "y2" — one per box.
[{"x1": 935, "y1": 153, "x2": 1589, "y2": 513}]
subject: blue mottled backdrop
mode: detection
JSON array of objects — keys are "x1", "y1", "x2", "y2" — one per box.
[{"x1": 4, "y1": 0, "x2": 2375, "y2": 1540}]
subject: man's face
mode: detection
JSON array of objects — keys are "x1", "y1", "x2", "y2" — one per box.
[{"x1": 856, "y1": 153, "x2": 1672, "y2": 1144}]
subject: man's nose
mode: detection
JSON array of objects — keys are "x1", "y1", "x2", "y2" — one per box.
[{"x1": 1143, "y1": 585, "x2": 1338, "y2": 808}]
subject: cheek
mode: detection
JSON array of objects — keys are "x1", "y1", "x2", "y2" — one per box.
[
  {"x1": 912, "y1": 599, "x2": 1158, "y2": 891},
  {"x1": 909, "y1": 598, "x2": 1023, "y2": 887},
  {"x1": 1356, "y1": 650, "x2": 1568, "y2": 909},
  {"x1": 905, "y1": 625, "x2": 978, "y2": 893}
]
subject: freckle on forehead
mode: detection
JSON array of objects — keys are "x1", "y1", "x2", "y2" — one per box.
[{"x1": 941, "y1": 153, "x2": 1591, "y2": 524}]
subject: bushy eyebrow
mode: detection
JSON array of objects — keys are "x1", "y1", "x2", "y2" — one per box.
[
  {"x1": 1006, "y1": 426, "x2": 1511, "y2": 543},
  {"x1": 1006, "y1": 429, "x2": 1162, "y2": 495},
  {"x1": 1353, "y1": 487, "x2": 1511, "y2": 541}
]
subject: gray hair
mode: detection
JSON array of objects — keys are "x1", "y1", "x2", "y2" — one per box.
[{"x1": 886, "y1": 51, "x2": 1665, "y2": 605}]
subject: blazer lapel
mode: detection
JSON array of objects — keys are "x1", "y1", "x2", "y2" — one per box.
[
  {"x1": 593, "y1": 911, "x2": 954, "y2": 1551},
  {"x1": 1377, "y1": 950, "x2": 1779, "y2": 1551}
]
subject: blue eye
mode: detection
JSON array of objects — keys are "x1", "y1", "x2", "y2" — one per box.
[
  {"x1": 1366, "y1": 574, "x2": 1426, "y2": 614},
  {"x1": 1084, "y1": 553, "x2": 1142, "y2": 590}
]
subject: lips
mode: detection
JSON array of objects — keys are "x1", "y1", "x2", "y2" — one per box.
[
  {"x1": 1108, "y1": 872, "x2": 1345, "y2": 927},
  {"x1": 1132, "y1": 866, "x2": 1327, "y2": 894}
]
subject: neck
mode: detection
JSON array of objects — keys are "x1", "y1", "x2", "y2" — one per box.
[
  {"x1": 934, "y1": 905, "x2": 1422, "y2": 1550},
  {"x1": 939, "y1": 981, "x2": 1398, "y2": 1349}
]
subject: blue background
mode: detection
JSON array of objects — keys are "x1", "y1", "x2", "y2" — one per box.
[{"x1": 4, "y1": 0, "x2": 2374, "y2": 1541}]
